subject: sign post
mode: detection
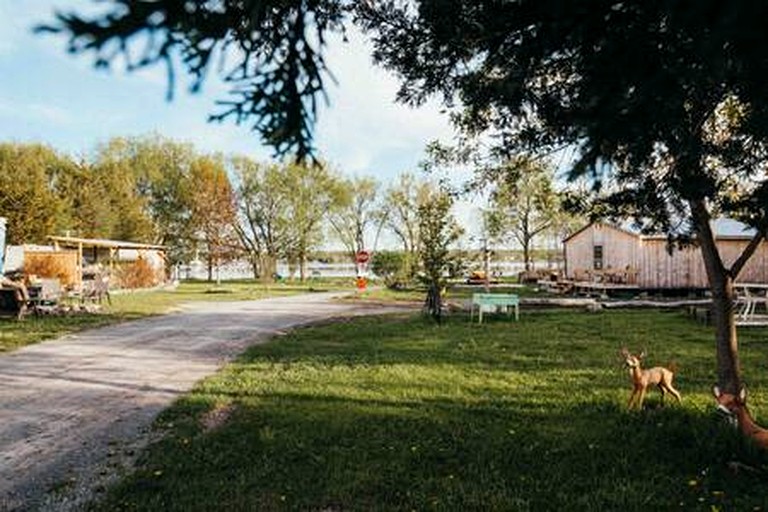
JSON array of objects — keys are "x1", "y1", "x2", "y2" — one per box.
[
  {"x1": 355, "y1": 250, "x2": 371, "y2": 292},
  {"x1": 0, "y1": 217, "x2": 6, "y2": 275}
]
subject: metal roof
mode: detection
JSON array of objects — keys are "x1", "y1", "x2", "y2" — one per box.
[
  {"x1": 564, "y1": 218, "x2": 760, "y2": 244},
  {"x1": 49, "y1": 236, "x2": 166, "y2": 251}
]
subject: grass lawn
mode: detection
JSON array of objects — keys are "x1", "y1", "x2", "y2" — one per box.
[
  {"x1": 0, "y1": 278, "x2": 352, "y2": 353},
  {"x1": 91, "y1": 309, "x2": 768, "y2": 511}
]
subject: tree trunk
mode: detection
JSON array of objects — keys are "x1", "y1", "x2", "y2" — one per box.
[
  {"x1": 249, "y1": 253, "x2": 260, "y2": 280},
  {"x1": 424, "y1": 282, "x2": 443, "y2": 323},
  {"x1": 690, "y1": 199, "x2": 743, "y2": 394},
  {"x1": 710, "y1": 274, "x2": 741, "y2": 394},
  {"x1": 299, "y1": 253, "x2": 307, "y2": 282},
  {"x1": 523, "y1": 237, "x2": 531, "y2": 272}
]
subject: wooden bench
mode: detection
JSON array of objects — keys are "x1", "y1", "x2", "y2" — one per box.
[{"x1": 470, "y1": 293, "x2": 520, "y2": 323}]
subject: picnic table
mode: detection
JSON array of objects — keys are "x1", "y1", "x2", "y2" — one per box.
[
  {"x1": 735, "y1": 283, "x2": 768, "y2": 326},
  {"x1": 470, "y1": 293, "x2": 520, "y2": 323}
]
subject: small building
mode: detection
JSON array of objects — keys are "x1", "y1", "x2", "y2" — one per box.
[
  {"x1": 563, "y1": 220, "x2": 768, "y2": 289},
  {"x1": 48, "y1": 236, "x2": 168, "y2": 289}
]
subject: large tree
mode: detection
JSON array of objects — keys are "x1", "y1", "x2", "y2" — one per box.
[
  {"x1": 281, "y1": 162, "x2": 341, "y2": 281},
  {"x1": 418, "y1": 187, "x2": 463, "y2": 322},
  {"x1": 0, "y1": 143, "x2": 72, "y2": 244},
  {"x1": 380, "y1": 172, "x2": 432, "y2": 277},
  {"x1": 188, "y1": 156, "x2": 238, "y2": 282},
  {"x1": 326, "y1": 176, "x2": 381, "y2": 273},
  {"x1": 359, "y1": 1, "x2": 768, "y2": 395},
  {"x1": 484, "y1": 156, "x2": 561, "y2": 272},
  {"x1": 92, "y1": 136, "x2": 199, "y2": 264},
  {"x1": 232, "y1": 157, "x2": 291, "y2": 281}
]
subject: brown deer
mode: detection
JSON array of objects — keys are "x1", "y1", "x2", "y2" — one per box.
[
  {"x1": 713, "y1": 386, "x2": 768, "y2": 449},
  {"x1": 621, "y1": 348, "x2": 681, "y2": 409}
]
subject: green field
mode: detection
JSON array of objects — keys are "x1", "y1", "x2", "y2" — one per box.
[{"x1": 89, "y1": 309, "x2": 768, "y2": 511}]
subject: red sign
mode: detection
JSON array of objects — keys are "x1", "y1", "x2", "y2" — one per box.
[{"x1": 356, "y1": 250, "x2": 371, "y2": 264}]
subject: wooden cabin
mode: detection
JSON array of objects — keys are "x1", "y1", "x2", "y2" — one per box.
[
  {"x1": 563, "y1": 221, "x2": 768, "y2": 289},
  {"x1": 49, "y1": 236, "x2": 168, "y2": 288}
]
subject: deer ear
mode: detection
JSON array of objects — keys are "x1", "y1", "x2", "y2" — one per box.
[
  {"x1": 639, "y1": 349, "x2": 647, "y2": 359},
  {"x1": 739, "y1": 387, "x2": 747, "y2": 403},
  {"x1": 620, "y1": 347, "x2": 629, "y2": 356},
  {"x1": 713, "y1": 385, "x2": 722, "y2": 398}
]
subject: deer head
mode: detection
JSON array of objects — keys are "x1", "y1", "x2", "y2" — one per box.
[
  {"x1": 620, "y1": 347, "x2": 646, "y2": 368},
  {"x1": 713, "y1": 385, "x2": 746, "y2": 426}
]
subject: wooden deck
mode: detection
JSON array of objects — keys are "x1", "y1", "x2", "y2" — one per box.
[{"x1": 572, "y1": 281, "x2": 641, "y2": 297}]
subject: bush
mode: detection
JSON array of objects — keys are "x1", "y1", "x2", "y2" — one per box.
[
  {"x1": 117, "y1": 257, "x2": 159, "y2": 289},
  {"x1": 370, "y1": 251, "x2": 409, "y2": 289},
  {"x1": 23, "y1": 251, "x2": 79, "y2": 287}
]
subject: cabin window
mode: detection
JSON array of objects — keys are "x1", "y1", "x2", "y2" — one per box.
[{"x1": 593, "y1": 245, "x2": 604, "y2": 270}]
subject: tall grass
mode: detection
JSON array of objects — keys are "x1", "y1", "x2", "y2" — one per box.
[{"x1": 92, "y1": 309, "x2": 768, "y2": 511}]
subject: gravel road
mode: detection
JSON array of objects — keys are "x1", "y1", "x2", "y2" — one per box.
[{"x1": 0, "y1": 293, "x2": 411, "y2": 511}]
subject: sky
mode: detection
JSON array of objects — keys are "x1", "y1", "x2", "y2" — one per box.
[{"x1": 0, "y1": 1, "x2": 457, "y2": 186}]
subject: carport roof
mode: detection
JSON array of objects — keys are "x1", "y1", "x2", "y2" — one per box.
[{"x1": 49, "y1": 236, "x2": 166, "y2": 251}]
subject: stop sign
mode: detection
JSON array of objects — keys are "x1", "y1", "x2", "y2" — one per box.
[{"x1": 356, "y1": 250, "x2": 370, "y2": 264}]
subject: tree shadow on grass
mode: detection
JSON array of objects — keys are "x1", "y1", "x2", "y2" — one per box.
[
  {"x1": 91, "y1": 310, "x2": 768, "y2": 511},
  {"x1": 98, "y1": 391, "x2": 768, "y2": 512}
]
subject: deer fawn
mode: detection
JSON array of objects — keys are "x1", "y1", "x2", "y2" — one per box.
[
  {"x1": 713, "y1": 386, "x2": 768, "y2": 449},
  {"x1": 621, "y1": 348, "x2": 681, "y2": 409}
]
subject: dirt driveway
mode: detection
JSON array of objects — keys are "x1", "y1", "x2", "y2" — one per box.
[{"x1": 0, "y1": 293, "x2": 412, "y2": 511}]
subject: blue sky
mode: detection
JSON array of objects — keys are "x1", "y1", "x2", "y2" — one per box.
[{"x1": 0, "y1": 1, "x2": 456, "y2": 185}]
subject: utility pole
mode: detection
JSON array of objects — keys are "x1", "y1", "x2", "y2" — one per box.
[
  {"x1": 0, "y1": 217, "x2": 6, "y2": 275},
  {"x1": 483, "y1": 236, "x2": 491, "y2": 293}
]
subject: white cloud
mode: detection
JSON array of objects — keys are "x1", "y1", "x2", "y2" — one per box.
[
  {"x1": 315, "y1": 28, "x2": 455, "y2": 179},
  {"x1": 27, "y1": 103, "x2": 73, "y2": 125},
  {"x1": 0, "y1": 98, "x2": 73, "y2": 126},
  {"x1": 3, "y1": 3, "x2": 456, "y2": 186}
]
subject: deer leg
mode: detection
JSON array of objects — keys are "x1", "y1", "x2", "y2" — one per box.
[
  {"x1": 636, "y1": 387, "x2": 647, "y2": 410},
  {"x1": 659, "y1": 384, "x2": 666, "y2": 405},
  {"x1": 627, "y1": 388, "x2": 640, "y2": 409},
  {"x1": 665, "y1": 383, "x2": 682, "y2": 403}
]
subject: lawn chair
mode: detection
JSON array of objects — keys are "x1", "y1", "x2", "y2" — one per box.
[{"x1": 82, "y1": 274, "x2": 111, "y2": 305}]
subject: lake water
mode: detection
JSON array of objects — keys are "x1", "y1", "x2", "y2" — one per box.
[{"x1": 175, "y1": 260, "x2": 558, "y2": 281}]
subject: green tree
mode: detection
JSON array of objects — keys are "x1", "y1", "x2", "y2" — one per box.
[
  {"x1": 370, "y1": 250, "x2": 408, "y2": 289},
  {"x1": 0, "y1": 143, "x2": 72, "y2": 244},
  {"x1": 281, "y1": 162, "x2": 340, "y2": 281},
  {"x1": 92, "y1": 136, "x2": 199, "y2": 264},
  {"x1": 418, "y1": 188, "x2": 463, "y2": 322},
  {"x1": 326, "y1": 176, "x2": 380, "y2": 274},
  {"x1": 485, "y1": 157, "x2": 562, "y2": 272},
  {"x1": 381, "y1": 172, "x2": 432, "y2": 279},
  {"x1": 232, "y1": 157, "x2": 291, "y2": 281},
  {"x1": 361, "y1": 1, "x2": 768, "y2": 396},
  {"x1": 188, "y1": 157, "x2": 238, "y2": 283},
  {"x1": 83, "y1": 157, "x2": 156, "y2": 242}
]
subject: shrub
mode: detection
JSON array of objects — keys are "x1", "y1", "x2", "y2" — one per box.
[
  {"x1": 117, "y1": 257, "x2": 158, "y2": 289},
  {"x1": 370, "y1": 250, "x2": 409, "y2": 289},
  {"x1": 23, "y1": 251, "x2": 79, "y2": 287}
]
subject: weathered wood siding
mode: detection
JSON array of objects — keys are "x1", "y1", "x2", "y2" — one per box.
[
  {"x1": 638, "y1": 239, "x2": 702, "y2": 288},
  {"x1": 638, "y1": 238, "x2": 768, "y2": 288},
  {"x1": 564, "y1": 224, "x2": 768, "y2": 288},
  {"x1": 718, "y1": 239, "x2": 768, "y2": 284},
  {"x1": 565, "y1": 224, "x2": 641, "y2": 280}
]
